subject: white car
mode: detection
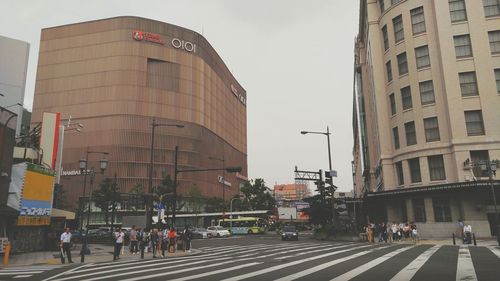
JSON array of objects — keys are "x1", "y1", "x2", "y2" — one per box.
[{"x1": 207, "y1": 226, "x2": 231, "y2": 238}]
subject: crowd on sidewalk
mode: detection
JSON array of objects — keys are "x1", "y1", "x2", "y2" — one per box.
[{"x1": 363, "y1": 222, "x2": 419, "y2": 244}]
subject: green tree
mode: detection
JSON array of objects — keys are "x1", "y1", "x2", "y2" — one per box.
[
  {"x1": 92, "y1": 177, "x2": 120, "y2": 226},
  {"x1": 205, "y1": 197, "x2": 225, "y2": 212},
  {"x1": 186, "y1": 184, "x2": 203, "y2": 213},
  {"x1": 240, "y1": 178, "x2": 275, "y2": 210},
  {"x1": 154, "y1": 175, "x2": 185, "y2": 218}
]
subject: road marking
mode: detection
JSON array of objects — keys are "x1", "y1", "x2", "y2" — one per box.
[
  {"x1": 220, "y1": 244, "x2": 378, "y2": 281},
  {"x1": 168, "y1": 262, "x2": 261, "y2": 281},
  {"x1": 275, "y1": 245, "x2": 391, "y2": 281},
  {"x1": 456, "y1": 246, "x2": 477, "y2": 281},
  {"x1": 42, "y1": 264, "x2": 93, "y2": 281},
  {"x1": 13, "y1": 275, "x2": 33, "y2": 278},
  {"x1": 489, "y1": 246, "x2": 500, "y2": 258},
  {"x1": 274, "y1": 243, "x2": 355, "y2": 260},
  {"x1": 389, "y1": 245, "x2": 441, "y2": 281},
  {"x1": 330, "y1": 246, "x2": 413, "y2": 281},
  {"x1": 0, "y1": 271, "x2": 42, "y2": 275}
]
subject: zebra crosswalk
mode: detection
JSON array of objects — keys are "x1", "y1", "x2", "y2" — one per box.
[
  {"x1": 0, "y1": 265, "x2": 64, "y2": 279},
  {"x1": 25, "y1": 241, "x2": 500, "y2": 281}
]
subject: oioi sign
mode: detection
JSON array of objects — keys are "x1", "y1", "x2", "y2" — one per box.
[{"x1": 132, "y1": 30, "x2": 197, "y2": 53}]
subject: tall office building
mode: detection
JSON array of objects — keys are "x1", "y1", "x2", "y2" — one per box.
[
  {"x1": 353, "y1": 0, "x2": 500, "y2": 237},
  {"x1": 31, "y1": 17, "x2": 248, "y2": 210}
]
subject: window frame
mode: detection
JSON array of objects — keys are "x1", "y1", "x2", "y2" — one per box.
[
  {"x1": 428, "y1": 155, "x2": 446, "y2": 181},
  {"x1": 395, "y1": 161, "x2": 404, "y2": 186},
  {"x1": 408, "y1": 158, "x2": 422, "y2": 183},
  {"x1": 389, "y1": 93, "x2": 397, "y2": 115},
  {"x1": 483, "y1": 0, "x2": 500, "y2": 18},
  {"x1": 464, "y1": 110, "x2": 485, "y2": 136},
  {"x1": 449, "y1": 0, "x2": 468, "y2": 22},
  {"x1": 488, "y1": 30, "x2": 500, "y2": 54},
  {"x1": 424, "y1": 117, "x2": 440, "y2": 142},
  {"x1": 386, "y1": 60, "x2": 393, "y2": 82},
  {"x1": 459, "y1": 71, "x2": 479, "y2": 97},
  {"x1": 433, "y1": 197, "x2": 452, "y2": 222},
  {"x1": 419, "y1": 80, "x2": 435, "y2": 105},
  {"x1": 397, "y1": 52, "x2": 408, "y2": 76},
  {"x1": 382, "y1": 25, "x2": 389, "y2": 51},
  {"x1": 401, "y1": 86, "x2": 413, "y2": 110},
  {"x1": 412, "y1": 198, "x2": 427, "y2": 222},
  {"x1": 393, "y1": 15, "x2": 405, "y2": 43},
  {"x1": 393, "y1": 126, "x2": 400, "y2": 149},
  {"x1": 379, "y1": 0, "x2": 385, "y2": 13},
  {"x1": 495, "y1": 68, "x2": 500, "y2": 93},
  {"x1": 453, "y1": 34, "x2": 473, "y2": 58},
  {"x1": 415, "y1": 45, "x2": 431, "y2": 69},
  {"x1": 405, "y1": 121, "x2": 417, "y2": 146},
  {"x1": 411, "y1": 6, "x2": 426, "y2": 35}
]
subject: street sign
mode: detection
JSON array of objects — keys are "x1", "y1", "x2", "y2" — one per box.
[
  {"x1": 217, "y1": 175, "x2": 232, "y2": 187},
  {"x1": 326, "y1": 170, "x2": 338, "y2": 178}
]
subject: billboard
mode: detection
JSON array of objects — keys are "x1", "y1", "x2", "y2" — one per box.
[{"x1": 10, "y1": 163, "x2": 55, "y2": 226}]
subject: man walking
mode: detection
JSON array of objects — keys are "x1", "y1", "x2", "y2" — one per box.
[
  {"x1": 463, "y1": 223, "x2": 472, "y2": 244},
  {"x1": 129, "y1": 225, "x2": 138, "y2": 255},
  {"x1": 60, "y1": 228, "x2": 73, "y2": 263},
  {"x1": 113, "y1": 228, "x2": 125, "y2": 260}
]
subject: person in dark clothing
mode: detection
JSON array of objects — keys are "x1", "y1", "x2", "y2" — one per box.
[{"x1": 183, "y1": 226, "x2": 192, "y2": 252}]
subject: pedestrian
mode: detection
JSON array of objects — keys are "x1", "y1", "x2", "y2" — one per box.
[
  {"x1": 366, "y1": 223, "x2": 373, "y2": 243},
  {"x1": 129, "y1": 225, "x2": 138, "y2": 255},
  {"x1": 161, "y1": 227, "x2": 169, "y2": 257},
  {"x1": 157, "y1": 228, "x2": 164, "y2": 258},
  {"x1": 411, "y1": 223, "x2": 419, "y2": 244},
  {"x1": 60, "y1": 228, "x2": 73, "y2": 263},
  {"x1": 458, "y1": 219, "x2": 465, "y2": 241},
  {"x1": 113, "y1": 228, "x2": 125, "y2": 260},
  {"x1": 169, "y1": 227, "x2": 177, "y2": 252},
  {"x1": 379, "y1": 222, "x2": 387, "y2": 243},
  {"x1": 391, "y1": 222, "x2": 398, "y2": 242},
  {"x1": 463, "y1": 223, "x2": 472, "y2": 244},
  {"x1": 151, "y1": 229, "x2": 158, "y2": 258},
  {"x1": 183, "y1": 226, "x2": 192, "y2": 252}
]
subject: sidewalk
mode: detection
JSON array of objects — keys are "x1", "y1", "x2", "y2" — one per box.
[{"x1": 3, "y1": 244, "x2": 200, "y2": 267}]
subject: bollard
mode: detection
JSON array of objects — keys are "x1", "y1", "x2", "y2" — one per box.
[
  {"x1": 452, "y1": 233, "x2": 456, "y2": 245},
  {"x1": 140, "y1": 242, "x2": 144, "y2": 259},
  {"x1": 473, "y1": 233, "x2": 477, "y2": 246},
  {"x1": 3, "y1": 241, "x2": 10, "y2": 266}
]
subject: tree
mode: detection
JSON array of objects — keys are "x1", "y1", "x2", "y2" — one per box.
[
  {"x1": 186, "y1": 185, "x2": 203, "y2": 213},
  {"x1": 154, "y1": 175, "x2": 185, "y2": 220},
  {"x1": 240, "y1": 178, "x2": 275, "y2": 210},
  {"x1": 205, "y1": 197, "x2": 225, "y2": 213},
  {"x1": 92, "y1": 177, "x2": 119, "y2": 226},
  {"x1": 304, "y1": 195, "x2": 331, "y2": 225}
]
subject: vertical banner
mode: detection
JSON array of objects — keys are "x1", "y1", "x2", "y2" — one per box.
[{"x1": 40, "y1": 112, "x2": 60, "y2": 169}]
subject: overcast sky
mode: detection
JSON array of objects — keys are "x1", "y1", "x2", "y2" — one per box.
[{"x1": 0, "y1": 0, "x2": 359, "y2": 192}]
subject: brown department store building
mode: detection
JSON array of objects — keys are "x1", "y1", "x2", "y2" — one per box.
[{"x1": 31, "y1": 16, "x2": 248, "y2": 210}]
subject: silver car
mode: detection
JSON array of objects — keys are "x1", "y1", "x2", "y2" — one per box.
[{"x1": 207, "y1": 226, "x2": 231, "y2": 238}]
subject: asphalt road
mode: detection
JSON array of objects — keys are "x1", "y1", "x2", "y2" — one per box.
[{"x1": 2, "y1": 232, "x2": 500, "y2": 281}]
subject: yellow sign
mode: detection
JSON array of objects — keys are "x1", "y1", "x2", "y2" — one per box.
[{"x1": 17, "y1": 216, "x2": 51, "y2": 226}]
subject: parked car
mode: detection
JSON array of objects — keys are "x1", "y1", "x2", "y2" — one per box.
[
  {"x1": 281, "y1": 225, "x2": 299, "y2": 241},
  {"x1": 191, "y1": 228, "x2": 212, "y2": 239},
  {"x1": 207, "y1": 226, "x2": 231, "y2": 238}
]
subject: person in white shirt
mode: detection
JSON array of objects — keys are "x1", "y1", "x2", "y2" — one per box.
[
  {"x1": 113, "y1": 228, "x2": 125, "y2": 260},
  {"x1": 60, "y1": 228, "x2": 73, "y2": 263},
  {"x1": 463, "y1": 224, "x2": 472, "y2": 244}
]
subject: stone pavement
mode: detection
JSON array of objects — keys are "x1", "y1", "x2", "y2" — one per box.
[{"x1": 3, "y1": 243, "x2": 200, "y2": 267}]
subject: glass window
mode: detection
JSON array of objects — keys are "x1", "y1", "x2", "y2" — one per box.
[
  {"x1": 483, "y1": 0, "x2": 500, "y2": 17},
  {"x1": 391, "y1": 0, "x2": 403, "y2": 5},
  {"x1": 397, "y1": 52, "x2": 408, "y2": 76},
  {"x1": 424, "y1": 117, "x2": 440, "y2": 142},
  {"x1": 465, "y1": 110, "x2": 485, "y2": 136},
  {"x1": 454, "y1": 34, "x2": 473, "y2": 58},
  {"x1": 413, "y1": 199, "x2": 426, "y2": 222},
  {"x1": 386, "y1": 61, "x2": 393, "y2": 82},
  {"x1": 415, "y1": 45, "x2": 430, "y2": 69},
  {"x1": 488, "y1": 30, "x2": 500, "y2": 54},
  {"x1": 401, "y1": 86, "x2": 413, "y2": 110},
  {"x1": 379, "y1": 0, "x2": 385, "y2": 13},
  {"x1": 495, "y1": 69, "x2": 500, "y2": 93},
  {"x1": 393, "y1": 126, "x2": 400, "y2": 149},
  {"x1": 408, "y1": 158, "x2": 422, "y2": 183},
  {"x1": 419, "y1": 80, "x2": 435, "y2": 105},
  {"x1": 396, "y1": 161, "x2": 404, "y2": 186},
  {"x1": 393, "y1": 15, "x2": 405, "y2": 43},
  {"x1": 411, "y1": 7, "x2": 426, "y2": 35},
  {"x1": 382, "y1": 25, "x2": 389, "y2": 51},
  {"x1": 470, "y1": 150, "x2": 490, "y2": 177},
  {"x1": 433, "y1": 198, "x2": 452, "y2": 222},
  {"x1": 449, "y1": 0, "x2": 467, "y2": 22},
  {"x1": 389, "y1": 93, "x2": 396, "y2": 115},
  {"x1": 405, "y1": 121, "x2": 417, "y2": 146},
  {"x1": 428, "y1": 155, "x2": 446, "y2": 181},
  {"x1": 459, "y1": 72, "x2": 478, "y2": 97}
]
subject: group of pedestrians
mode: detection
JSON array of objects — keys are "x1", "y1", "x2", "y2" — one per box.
[{"x1": 364, "y1": 221, "x2": 419, "y2": 243}]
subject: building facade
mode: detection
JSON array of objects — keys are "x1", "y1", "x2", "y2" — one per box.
[
  {"x1": 354, "y1": 0, "x2": 500, "y2": 238},
  {"x1": 31, "y1": 17, "x2": 248, "y2": 210}
]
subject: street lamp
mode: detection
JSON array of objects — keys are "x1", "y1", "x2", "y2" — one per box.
[
  {"x1": 230, "y1": 195, "x2": 244, "y2": 232},
  {"x1": 147, "y1": 118, "x2": 184, "y2": 230},
  {"x1": 79, "y1": 150, "x2": 109, "y2": 263},
  {"x1": 209, "y1": 156, "x2": 226, "y2": 217},
  {"x1": 479, "y1": 159, "x2": 500, "y2": 246}
]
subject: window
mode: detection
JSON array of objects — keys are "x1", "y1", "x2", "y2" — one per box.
[
  {"x1": 483, "y1": 0, "x2": 500, "y2": 17},
  {"x1": 386, "y1": 61, "x2": 393, "y2": 82},
  {"x1": 454, "y1": 35, "x2": 473, "y2": 58},
  {"x1": 393, "y1": 127, "x2": 400, "y2": 149},
  {"x1": 488, "y1": 30, "x2": 500, "y2": 54},
  {"x1": 405, "y1": 121, "x2": 417, "y2": 146},
  {"x1": 401, "y1": 86, "x2": 413, "y2": 110},
  {"x1": 428, "y1": 155, "x2": 446, "y2": 181},
  {"x1": 382, "y1": 25, "x2": 389, "y2": 51},
  {"x1": 408, "y1": 158, "x2": 422, "y2": 183},
  {"x1": 424, "y1": 117, "x2": 440, "y2": 142},
  {"x1": 495, "y1": 69, "x2": 500, "y2": 93},
  {"x1": 379, "y1": 0, "x2": 385, "y2": 13},
  {"x1": 393, "y1": 15, "x2": 404, "y2": 43},
  {"x1": 415, "y1": 45, "x2": 430, "y2": 69},
  {"x1": 411, "y1": 7, "x2": 426, "y2": 35},
  {"x1": 389, "y1": 93, "x2": 396, "y2": 115},
  {"x1": 465, "y1": 110, "x2": 485, "y2": 136},
  {"x1": 433, "y1": 198, "x2": 452, "y2": 222},
  {"x1": 449, "y1": 0, "x2": 467, "y2": 22},
  {"x1": 397, "y1": 52, "x2": 408, "y2": 76},
  {"x1": 396, "y1": 161, "x2": 404, "y2": 186},
  {"x1": 413, "y1": 199, "x2": 426, "y2": 222},
  {"x1": 470, "y1": 150, "x2": 490, "y2": 177},
  {"x1": 459, "y1": 72, "x2": 478, "y2": 97},
  {"x1": 391, "y1": 0, "x2": 403, "y2": 5},
  {"x1": 146, "y1": 58, "x2": 180, "y2": 91},
  {"x1": 419, "y1": 80, "x2": 435, "y2": 105}
]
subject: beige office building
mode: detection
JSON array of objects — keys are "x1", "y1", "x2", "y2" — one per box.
[
  {"x1": 31, "y1": 17, "x2": 248, "y2": 210},
  {"x1": 353, "y1": 0, "x2": 500, "y2": 237}
]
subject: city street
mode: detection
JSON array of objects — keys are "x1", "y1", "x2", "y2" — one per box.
[{"x1": 1, "y1": 233, "x2": 499, "y2": 281}]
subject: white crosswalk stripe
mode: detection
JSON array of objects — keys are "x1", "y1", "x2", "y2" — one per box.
[
  {"x1": 489, "y1": 246, "x2": 500, "y2": 258},
  {"x1": 0, "y1": 265, "x2": 63, "y2": 279},
  {"x1": 389, "y1": 245, "x2": 441, "y2": 281},
  {"x1": 456, "y1": 246, "x2": 478, "y2": 281}
]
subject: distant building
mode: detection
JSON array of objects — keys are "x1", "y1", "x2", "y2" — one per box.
[
  {"x1": 353, "y1": 0, "x2": 500, "y2": 238},
  {"x1": 274, "y1": 183, "x2": 310, "y2": 201}
]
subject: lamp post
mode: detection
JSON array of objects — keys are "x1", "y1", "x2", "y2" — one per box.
[
  {"x1": 147, "y1": 118, "x2": 184, "y2": 230},
  {"x1": 209, "y1": 156, "x2": 226, "y2": 218},
  {"x1": 78, "y1": 150, "x2": 109, "y2": 263},
  {"x1": 301, "y1": 126, "x2": 336, "y2": 225},
  {"x1": 479, "y1": 159, "x2": 500, "y2": 246},
  {"x1": 230, "y1": 196, "x2": 244, "y2": 232}
]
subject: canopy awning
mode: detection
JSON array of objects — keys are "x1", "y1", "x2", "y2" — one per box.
[{"x1": 51, "y1": 208, "x2": 76, "y2": 220}]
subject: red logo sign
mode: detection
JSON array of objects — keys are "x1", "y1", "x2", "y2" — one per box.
[{"x1": 132, "y1": 30, "x2": 164, "y2": 45}]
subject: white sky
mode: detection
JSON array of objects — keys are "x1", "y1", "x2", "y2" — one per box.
[{"x1": 0, "y1": 0, "x2": 359, "y2": 192}]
